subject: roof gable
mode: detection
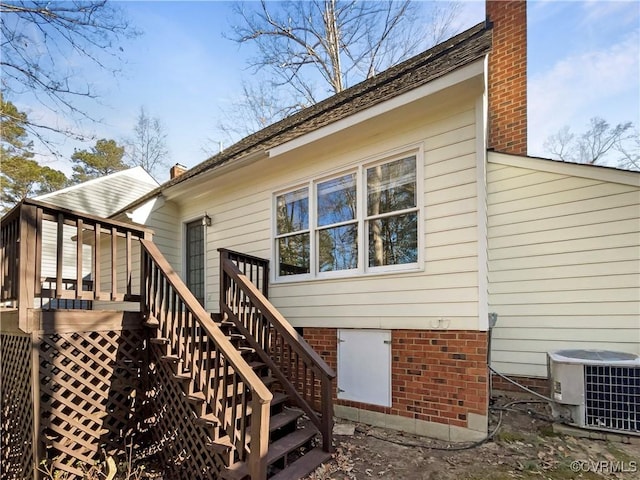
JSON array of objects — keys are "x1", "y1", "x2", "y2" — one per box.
[{"x1": 34, "y1": 166, "x2": 160, "y2": 217}]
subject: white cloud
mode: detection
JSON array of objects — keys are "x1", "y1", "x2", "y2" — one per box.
[{"x1": 528, "y1": 31, "x2": 640, "y2": 157}]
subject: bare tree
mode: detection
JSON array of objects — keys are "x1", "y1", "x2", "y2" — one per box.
[
  {"x1": 544, "y1": 117, "x2": 637, "y2": 170},
  {"x1": 0, "y1": 1, "x2": 137, "y2": 152},
  {"x1": 127, "y1": 106, "x2": 169, "y2": 178},
  {"x1": 615, "y1": 130, "x2": 640, "y2": 171},
  {"x1": 544, "y1": 126, "x2": 575, "y2": 163},
  {"x1": 214, "y1": 0, "x2": 460, "y2": 144},
  {"x1": 210, "y1": 80, "x2": 308, "y2": 149}
]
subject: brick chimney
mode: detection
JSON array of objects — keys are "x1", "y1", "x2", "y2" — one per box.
[
  {"x1": 486, "y1": 0, "x2": 527, "y2": 155},
  {"x1": 170, "y1": 163, "x2": 187, "y2": 179}
]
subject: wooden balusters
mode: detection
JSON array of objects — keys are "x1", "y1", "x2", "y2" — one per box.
[
  {"x1": 141, "y1": 240, "x2": 271, "y2": 479},
  {"x1": 1, "y1": 199, "x2": 151, "y2": 325},
  {"x1": 220, "y1": 252, "x2": 335, "y2": 454}
]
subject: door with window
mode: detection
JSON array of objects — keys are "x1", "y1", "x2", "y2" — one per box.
[{"x1": 185, "y1": 219, "x2": 205, "y2": 305}]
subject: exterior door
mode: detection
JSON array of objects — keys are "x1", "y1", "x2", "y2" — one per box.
[{"x1": 185, "y1": 219, "x2": 205, "y2": 305}]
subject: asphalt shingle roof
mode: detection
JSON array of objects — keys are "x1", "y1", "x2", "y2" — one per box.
[{"x1": 114, "y1": 21, "x2": 492, "y2": 216}]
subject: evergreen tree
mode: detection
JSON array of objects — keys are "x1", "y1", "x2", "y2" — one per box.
[
  {"x1": 1, "y1": 93, "x2": 68, "y2": 211},
  {"x1": 71, "y1": 138, "x2": 128, "y2": 183}
]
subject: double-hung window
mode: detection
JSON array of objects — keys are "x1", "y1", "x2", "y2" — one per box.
[{"x1": 275, "y1": 152, "x2": 420, "y2": 279}]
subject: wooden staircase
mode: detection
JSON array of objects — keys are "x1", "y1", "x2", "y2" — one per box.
[
  {"x1": 214, "y1": 313, "x2": 332, "y2": 480},
  {"x1": 141, "y1": 241, "x2": 335, "y2": 479}
]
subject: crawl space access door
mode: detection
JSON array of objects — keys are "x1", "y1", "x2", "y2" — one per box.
[{"x1": 337, "y1": 329, "x2": 391, "y2": 407}]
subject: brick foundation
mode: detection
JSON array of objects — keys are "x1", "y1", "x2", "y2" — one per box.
[
  {"x1": 491, "y1": 373, "x2": 550, "y2": 396},
  {"x1": 303, "y1": 328, "x2": 489, "y2": 437}
]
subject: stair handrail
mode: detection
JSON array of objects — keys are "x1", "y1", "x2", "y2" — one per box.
[
  {"x1": 220, "y1": 256, "x2": 336, "y2": 453},
  {"x1": 141, "y1": 239, "x2": 272, "y2": 480}
]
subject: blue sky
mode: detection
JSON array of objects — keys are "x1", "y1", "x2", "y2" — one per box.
[{"x1": 13, "y1": 1, "x2": 640, "y2": 181}]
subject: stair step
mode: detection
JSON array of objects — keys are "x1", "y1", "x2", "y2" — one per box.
[
  {"x1": 238, "y1": 346, "x2": 256, "y2": 356},
  {"x1": 143, "y1": 316, "x2": 159, "y2": 328},
  {"x1": 249, "y1": 361, "x2": 266, "y2": 370},
  {"x1": 260, "y1": 376, "x2": 277, "y2": 388},
  {"x1": 195, "y1": 413, "x2": 220, "y2": 427},
  {"x1": 270, "y1": 447, "x2": 332, "y2": 480},
  {"x1": 173, "y1": 372, "x2": 191, "y2": 383},
  {"x1": 187, "y1": 391, "x2": 206, "y2": 404},
  {"x1": 226, "y1": 333, "x2": 245, "y2": 341},
  {"x1": 223, "y1": 426, "x2": 318, "y2": 480},
  {"x1": 161, "y1": 354, "x2": 180, "y2": 364},
  {"x1": 192, "y1": 391, "x2": 289, "y2": 432},
  {"x1": 270, "y1": 391, "x2": 288, "y2": 408},
  {"x1": 150, "y1": 337, "x2": 169, "y2": 345},
  {"x1": 269, "y1": 408, "x2": 303, "y2": 432},
  {"x1": 208, "y1": 434, "x2": 234, "y2": 453}
]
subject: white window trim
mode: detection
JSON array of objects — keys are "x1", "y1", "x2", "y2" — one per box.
[{"x1": 272, "y1": 144, "x2": 424, "y2": 283}]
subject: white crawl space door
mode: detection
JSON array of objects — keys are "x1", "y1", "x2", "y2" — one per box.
[{"x1": 337, "y1": 329, "x2": 391, "y2": 407}]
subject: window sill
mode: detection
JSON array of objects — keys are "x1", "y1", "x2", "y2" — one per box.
[{"x1": 271, "y1": 263, "x2": 424, "y2": 285}]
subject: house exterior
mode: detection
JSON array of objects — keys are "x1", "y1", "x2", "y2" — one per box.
[
  {"x1": 112, "y1": 0, "x2": 639, "y2": 443},
  {"x1": 110, "y1": 1, "x2": 508, "y2": 442},
  {"x1": 3, "y1": 2, "x2": 638, "y2": 477}
]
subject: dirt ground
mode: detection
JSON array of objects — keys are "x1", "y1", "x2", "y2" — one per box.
[{"x1": 306, "y1": 394, "x2": 640, "y2": 480}]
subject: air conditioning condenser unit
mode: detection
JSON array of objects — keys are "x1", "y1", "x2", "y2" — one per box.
[{"x1": 548, "y1": 349, "x2": 639, "y2": 435}]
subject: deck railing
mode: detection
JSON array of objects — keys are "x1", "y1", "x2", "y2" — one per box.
[
  {"x1": 1, "y1": 199, "x2": 151, "y2": 331},
  {"x1": 142, "y1": 240, "x2": 272, "y2": 480},
  {"x1": 220, "y1": 249, "x2": 336, "y2": 452}
]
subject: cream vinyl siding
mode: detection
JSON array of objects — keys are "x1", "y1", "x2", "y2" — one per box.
[
  {"x1": 92, "y1": 198, "x2": 181, "y2": 311},
  {"x1": 174, "y1": 94, "x2": 484, "y2": 330},
  {"x1": 487, "y1": 153, "x2": 640, "y2": 378},
  {"x1": 144, "y1": 199, "x2": 181, "y2": 275}
]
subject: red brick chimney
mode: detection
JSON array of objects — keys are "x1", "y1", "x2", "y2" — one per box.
[
  {"x1": 486, "y1": 0, "x2": 527, "y2": 155},
  {"x1": 170, "y1": 163, "x2": 187, "y2": 179}
]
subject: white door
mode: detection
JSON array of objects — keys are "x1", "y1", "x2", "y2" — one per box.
[{"x1": 337, "y1": 329, "x2": 391, "y2": 407}]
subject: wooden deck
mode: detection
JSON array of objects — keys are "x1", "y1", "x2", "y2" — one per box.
[{"x1": 1, "y1": 199, "x2": 334, "y2": 480}]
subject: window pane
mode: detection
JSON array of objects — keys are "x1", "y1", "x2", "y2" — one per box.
[
  {"x1": 319, "y1": 224, "x2": 357, "y2": 272},
  {"x1": 317, "y1": 173, "x2": 356, "y2": 227},
  {"x1": 367, "y1": 156, "x2": 416, "y2": 216},
  {"x1": 277, "y1": 188, "x2": 309, "y2": 234},
  {"x1": 368, "y1": 212, "x2": 418, "y2": 267},
  {"x1": 278, "y1": 233, "x2": 310, "y2": 276}
]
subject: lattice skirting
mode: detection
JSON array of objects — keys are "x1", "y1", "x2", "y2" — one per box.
[
  {"x1": 142, "y1": 344, "x2": 227, "y2": 479},
  {"x1": 1, "y1": 333, "x2": 35, "y2": 480},
  {"x1": 38, "y1": 328, "x2": 146, "y2": 477},
  {"x1": 1, "y1": 327, "x2": 146, "y2": 479}
]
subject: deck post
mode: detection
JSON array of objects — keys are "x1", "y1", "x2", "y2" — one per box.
[
  {"x1": 18, "y1": 204, "x2": 38, "y2": 332},
  {"x1": 321, "y1": 375, "x2": 334, "y2": 452},
  {"x1": 248, "y1": 397, "x2": 270, "y2": 480}
]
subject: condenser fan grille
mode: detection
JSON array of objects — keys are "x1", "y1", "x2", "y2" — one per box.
[{"x1": 584, "y1": 365, "x2": 640, "y2": 433}]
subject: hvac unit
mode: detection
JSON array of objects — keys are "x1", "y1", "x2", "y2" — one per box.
[{"x1": 548, "y1": 349, "x2": 640, "y2": 435}]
